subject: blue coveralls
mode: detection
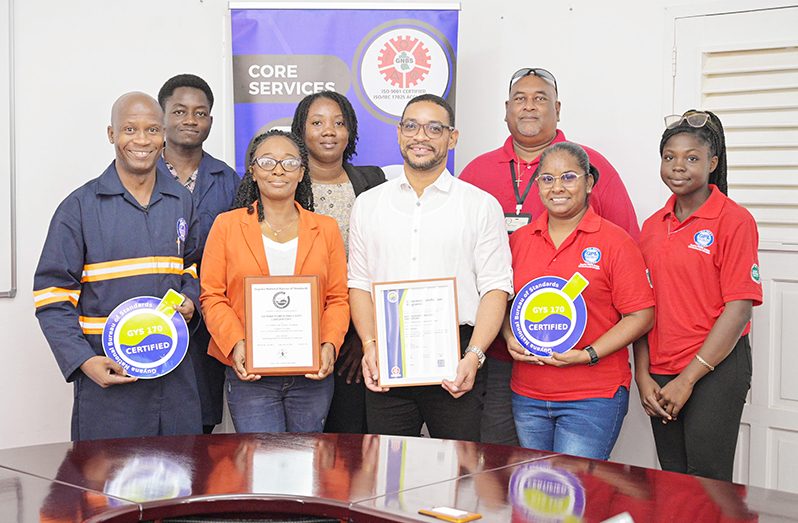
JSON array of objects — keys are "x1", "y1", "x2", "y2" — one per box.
[
  {"x1": 34, "y1": 163, "x2": 202, "y2": 441},
  {"x1": 158, "y1": 152, "x2": 240, "y2": 427}
]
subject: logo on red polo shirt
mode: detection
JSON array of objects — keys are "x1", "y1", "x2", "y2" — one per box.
[
  {"x1": 578, "y1": 247, "x2": 602, "y2": 270},
  {"x1": 752, "y1": 264, "x2": 761, "y2": 283},
  {"x1": 510, "y1": 273, "x2": 590, "y2": 357},
  {"x1": 689, "y1": 229, "x2": 715, "y2": 254}
]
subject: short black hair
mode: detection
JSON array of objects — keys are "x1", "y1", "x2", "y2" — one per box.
[
  {"x1": 659, "y1": 110, "x2": 728, "y2": 195},
  {"x1": 158, "y1": 74, "x2": 214, "y2": 110},
  {"x1": 291, "y1": 91, "x2": 359, "y2": 162},
  {"x1": 401, "y1": 94, "x2": 455, "y2": 127}
]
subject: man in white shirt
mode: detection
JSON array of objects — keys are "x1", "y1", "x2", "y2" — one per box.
[{"x1": 348, "y1": 94, "x2": 513, "y2": 441}]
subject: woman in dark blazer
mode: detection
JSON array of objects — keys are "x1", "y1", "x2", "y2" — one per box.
[{"x1": 292, "y1": 91, "x2": 386, "y2": 433}]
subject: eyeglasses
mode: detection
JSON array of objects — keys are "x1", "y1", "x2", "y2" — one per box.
[
  {"x1": 509, "y1": 68, "x2": 558, "y2": 94},
  {"x1": 664, "y1": 111, "x2": 710, "y2": 129},
  {"x1": 398, "y1": 120, "x2": 455, "y2": 138},
  {"x1": 536, "y1": 172, "x2": 586, "y2": 188},
  {"x1": 251, "y1": 156, "x2": 302, "y2": 172}
]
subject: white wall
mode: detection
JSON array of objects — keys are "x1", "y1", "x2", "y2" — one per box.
[
  {"x1": 0, "y1": 0, "x2": 236, "y2": 448},
  {"x1": 0, "y1": 0, "x2": 699, "y2": 469}
]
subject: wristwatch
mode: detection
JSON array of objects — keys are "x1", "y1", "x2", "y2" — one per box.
[
  {"x1": 584, "y1": 345, "x2": 599, "y2": 366},
  {"x1": 465, "y1": 346, "x2": 486, "y2": 369}
]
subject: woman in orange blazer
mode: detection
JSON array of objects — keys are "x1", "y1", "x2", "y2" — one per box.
[{"x1": 200, "y1": 129, "x2": 349, "y2": 433}]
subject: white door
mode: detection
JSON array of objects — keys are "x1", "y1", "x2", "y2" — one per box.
[{"x1": 672, "y1": 4, "x2": 798, "y2": 492}]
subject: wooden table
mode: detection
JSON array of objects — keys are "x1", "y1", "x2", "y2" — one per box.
[{"x1": 0, "y1": 433, "x2": 794, "y2": 522}]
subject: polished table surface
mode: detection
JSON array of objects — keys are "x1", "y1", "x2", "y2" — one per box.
[{"x1": 0, "y1": 433, "x2": 795, "y2": 522}]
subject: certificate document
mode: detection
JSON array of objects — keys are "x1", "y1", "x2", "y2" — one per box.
[
  {"x1": 245, "y1": 276, "x2": 320, "y2": 375},
  {"x1": 372, "y1": 278, "x2": 460, "y2": 387}
]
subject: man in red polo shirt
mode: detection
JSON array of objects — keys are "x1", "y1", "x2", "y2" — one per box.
[{"x1": 459, "y1": 68, "x2": 640, "y2": 445}]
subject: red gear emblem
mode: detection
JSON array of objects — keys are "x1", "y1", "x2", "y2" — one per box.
[{"x1": 377, "y1": 35, "x2": 431, "y2": 88}]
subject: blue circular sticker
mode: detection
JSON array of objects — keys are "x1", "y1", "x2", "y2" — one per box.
[
  {"x1": 509, "y1": 462, "x2": 586, "y2": 521},
  {"x1": 102, "y1": 295, "x2": 189, "y2": 379},
  {"x1": 694, "y1": 229, "x2": 714, "y2": 247},
  {"x1": 581, "y1": 247, "x2": 601, "y2": 264},
  {"x1": 510, "y1": 274, "x2": 589, "y2": 357}
]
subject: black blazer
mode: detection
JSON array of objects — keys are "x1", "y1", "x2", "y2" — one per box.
[{"x1": 343, "y1": 163, "x2": 386, "y2": 196}]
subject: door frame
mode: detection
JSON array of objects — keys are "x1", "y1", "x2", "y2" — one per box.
[{"x1": 662, "y1": 0, "x2": 798, "y2": 118}]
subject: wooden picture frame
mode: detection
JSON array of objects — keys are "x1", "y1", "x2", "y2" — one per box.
[{"x1": 244, "y1": 275, "x2": 320, "y2": 375}]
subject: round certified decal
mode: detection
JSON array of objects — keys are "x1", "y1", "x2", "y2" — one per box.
[
  {"x1": 102, "y1": 291, "x2": 189, "y2": 379},
  {"x1": 509, "y1": 462, "x2": 586, "y2": 521},
  {"x1": 510, "y1": 273, "x2": 590, "y2": 357}
]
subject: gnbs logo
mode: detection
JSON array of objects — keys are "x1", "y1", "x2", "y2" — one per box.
[
  {"x1": 272, "y1": 291, "x2": 290, "y2": 309},
  {"x1": 354, "y1": 20, "x2": 455, "y2": 121},
  {"x1": 689, "y1": 229, "x2": 715, "y2": 255},
  {"x1": 578, "y1": 247, "x2": 602, "y2": 270}
]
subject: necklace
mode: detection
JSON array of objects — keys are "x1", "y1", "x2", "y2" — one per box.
[{"x1": 264, "y1": 215, "x2": 298, "y2": 237}]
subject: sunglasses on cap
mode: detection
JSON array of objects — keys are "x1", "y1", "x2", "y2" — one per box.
[
  {"x1": 509, "y1": 68, "x2": 558, "y2": 94},
  {"x1": 664, "y1": 111, "x2": 711, "y2": 129}
]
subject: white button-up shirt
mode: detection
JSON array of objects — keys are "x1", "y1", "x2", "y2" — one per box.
[{"x1": 348, "y1": 169, "x2": 513, "y2": 325}]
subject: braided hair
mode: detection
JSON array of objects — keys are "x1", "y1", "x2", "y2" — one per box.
[
  {"x1": 232, "y1": 129, "x2": 314, "y2": 221},
  {"x1": 659, "y1": 110, "x2": 728, "y2": 195},
  {"x1": 291, "y1": 91, "x2": 359, "y2": 162}
]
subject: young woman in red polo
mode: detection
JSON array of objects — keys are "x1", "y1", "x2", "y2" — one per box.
[
  {"x1": 634, "y1": 110, "x2": 763, "y2": 481},
  {"x1": 501, "y1": 142, "x2": 654, "y2": 460}
]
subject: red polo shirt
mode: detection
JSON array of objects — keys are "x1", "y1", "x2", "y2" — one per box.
[
  {"x1": 509, "y1": 208, "x2": 654, "y2": 401},
  {"x1": 639, "y1": 185, "x2": 763, "y2": 375},
  {"x1": 459, "y1": 131, "x2": 640, "y2": 239},
  {"x1": 460, "y1": 131, "x2": 641, "y2": 363}
]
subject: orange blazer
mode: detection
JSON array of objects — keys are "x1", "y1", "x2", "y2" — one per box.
[{"x1": 200, "y1": 202, "x2": 350, "y2": 366}]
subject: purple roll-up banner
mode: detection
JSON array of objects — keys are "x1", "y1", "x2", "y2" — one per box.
[{"x1": 230, "y1": 3, "x2": 460, "y2": 178}]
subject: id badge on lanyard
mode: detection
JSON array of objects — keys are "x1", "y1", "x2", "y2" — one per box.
[{"x1": 504, "y1": 159, "x2": 533, "y2": 234}]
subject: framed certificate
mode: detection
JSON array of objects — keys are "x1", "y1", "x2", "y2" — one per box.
[
  {"x1": 372, "y1": 278, "x2": 460, "y2": 387},
  {"x1": 244, "y1": 275, "x2": 320, "y2": 375}
]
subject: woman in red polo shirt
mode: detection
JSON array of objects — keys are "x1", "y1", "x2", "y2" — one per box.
[
  {"x1": 634, "y1": 110, "x2": 762, "y2": 481},
  {"x1": 502, "y1": 142, "x2": 654, "y2": 460}
]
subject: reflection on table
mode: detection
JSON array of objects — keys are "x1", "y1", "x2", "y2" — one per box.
[{"x1": 0, "y1": 433, "x2": 793, "y2": 522}]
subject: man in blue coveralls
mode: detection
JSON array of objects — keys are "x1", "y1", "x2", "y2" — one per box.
[
  {"x1": 158, "y1": 74, "x2": 240, "y2": 434},
  {"x1": 34, "y1": 92, "x2": 202, "y2": 440}
]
